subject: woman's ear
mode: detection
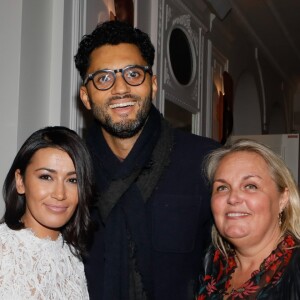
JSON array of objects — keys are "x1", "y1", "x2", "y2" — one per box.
[
  {"x1": 15, "y1": 169, "x2": 25, "y2": 194},
  {"x1": 279, "y1": 187, "x2": 289, "y2": 212}
]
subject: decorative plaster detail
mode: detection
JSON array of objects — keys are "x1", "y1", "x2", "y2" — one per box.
[
  {"x1": 164, "y1": 59, "x2": 171, "y2": 86},
  {"x1": 157, "y1": 0, "x2": 163, "y2": 51},
  {"x1": 165, "y1": 91, "x2": 198, "y2": 114},
  {"x1": 166, "y1": 5, "x2": 172, "y2": 30},
  {"x1": 192, "y1": 79, "x2": 198, "y2": 101},
  {"x1": 172, "y1": 14, "x2": 191, "y2": 32},
  {"x1": 158, "y1": 0, "x2": 208, "y2": 119},
  {"x1": 172, "y1": 14, "x2": 198, "y2": 55}
]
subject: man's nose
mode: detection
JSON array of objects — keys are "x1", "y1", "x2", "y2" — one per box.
[{"x1": 111, "y1": 72, "x2": 131, "y2": 94}]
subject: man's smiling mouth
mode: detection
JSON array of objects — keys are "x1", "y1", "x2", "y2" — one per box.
[{"x1": 109, "y1": 101, "x2": 136, "y2": 109}]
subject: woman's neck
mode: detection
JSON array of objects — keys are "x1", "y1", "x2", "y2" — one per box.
[{"x1": 226, "y1": 229, "x2": 283, "y2": 296}]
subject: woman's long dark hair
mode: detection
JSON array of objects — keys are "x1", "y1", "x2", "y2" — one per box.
[{"x1": 2, "y1": 126, "x2": 95, "y2": 258}]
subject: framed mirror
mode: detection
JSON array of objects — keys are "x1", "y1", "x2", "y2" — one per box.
[
  {"x1": 156, "y1": 0, "x2": 208, "y2": 135},
  {"x1": 168, "y1": 27, "x2": 194, "y2": 85}
]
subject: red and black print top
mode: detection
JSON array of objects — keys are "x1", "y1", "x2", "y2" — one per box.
[{"x1": 197, "y1": 235, "x2": 295, "y2": 300}]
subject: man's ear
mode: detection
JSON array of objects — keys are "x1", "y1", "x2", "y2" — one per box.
[
  {"x1": 151, "y1": 75, "x2": 158, "y2": 100},
  {"x1": 15, "y1": 169, "x2": 25, "y2": 194},
  {"x1": 80, "y1": 86, "x2": 92, "y2": 110}
]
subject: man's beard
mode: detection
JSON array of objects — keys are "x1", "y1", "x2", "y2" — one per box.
[{"x1": 89, "y1": 93, "x2": 152, "y2": 139}]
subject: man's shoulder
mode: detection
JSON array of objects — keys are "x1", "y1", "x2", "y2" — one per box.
[{"x1": 173, "y1": 129, "x2": 220, "y2": 153}]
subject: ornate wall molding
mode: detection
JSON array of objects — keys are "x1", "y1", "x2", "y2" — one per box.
[{"x1": 156, "y1": 0, "x2": 208, "y2": 114}]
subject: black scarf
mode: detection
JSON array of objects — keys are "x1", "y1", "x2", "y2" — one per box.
[{"x1": 87, "y1": 105, "x2": 173, "y2": 300}]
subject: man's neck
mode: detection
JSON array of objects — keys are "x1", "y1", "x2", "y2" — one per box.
[{"x1": 101, "y1": 128, "x2": 141, "y2": 160}]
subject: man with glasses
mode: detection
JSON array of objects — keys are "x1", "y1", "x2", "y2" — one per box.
[{"x1": 74, "y1": 20, "x2": 219, "y2": 300}]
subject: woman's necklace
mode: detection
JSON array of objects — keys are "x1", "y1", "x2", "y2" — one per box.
[
  {"x1": 226, "y1": 283, "x2": 236, "y2": 296},
  {"x1": 225, "y1": 267, "x2": 245, "y2": 296},
  {"x1": 225, "y1": 271, "x2": 236, "y2": 296}
]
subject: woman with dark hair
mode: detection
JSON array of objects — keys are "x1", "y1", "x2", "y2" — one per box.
[{"x1": 0, "y1": 126, "x2": 94, "y2": 299}]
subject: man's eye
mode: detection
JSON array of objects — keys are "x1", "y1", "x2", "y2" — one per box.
[
  {"x1": 98, "y1": 74, "x2": 112, "y2": 83},
  {"x1": 127, "y1": 70, "x2": 141, "y2": 78}
]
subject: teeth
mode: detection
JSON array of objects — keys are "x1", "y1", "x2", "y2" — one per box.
[
  {"x1": 227, "y1": 212, "x2": 249, "y2": 217},
  {"x1": 109, "y1": 102, "x2": 135, "y2": 109}
]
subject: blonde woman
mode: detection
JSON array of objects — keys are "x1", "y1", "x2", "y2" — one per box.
[{"x1": 198, "y1": 139, "x2": 300, "y2": 299}]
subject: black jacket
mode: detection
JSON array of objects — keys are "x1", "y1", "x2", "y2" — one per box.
[
  {"x1": 264, "y1": 247, "x2": 300, "y2": 300},
  {"x1": 84, "y1": 108, "x2": 219, "y2": 300}
]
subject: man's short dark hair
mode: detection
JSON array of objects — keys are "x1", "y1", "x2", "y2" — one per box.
[{"x1": 74, "y1": 20, "x2": 155, "y2": 81}]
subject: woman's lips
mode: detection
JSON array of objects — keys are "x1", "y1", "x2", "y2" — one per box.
[
  {"x1": 226, "y1": 212, "x2": 250, "y2": 217},
  {"x1": 45, "y1": 204, "x2": 68, "y2": 213}
]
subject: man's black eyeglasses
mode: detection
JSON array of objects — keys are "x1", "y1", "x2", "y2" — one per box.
[{"x1": 83, "y1": 65, "x2": 153, "y2": 91}]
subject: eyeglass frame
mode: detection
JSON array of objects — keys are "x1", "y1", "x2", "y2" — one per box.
[{"x1": 83, "y1": 65, "x2": 153, "y2": 91}]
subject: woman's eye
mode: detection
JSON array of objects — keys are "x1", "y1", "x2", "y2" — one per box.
[
  {"x1": 217, "y1": 186, "x2": 226, "y2": 191},
  {"x1": 245, "y1": 184, "x2": 257, "y2": 190},
  {"x1": 215, "y1": 185, "x2": 228, "y2": 192},
  {"x1": 68, "y1": 177, "x2": 77, "y2": 184},
  {"x1": 39, "y1": 174, "x2": 52, "y2": 181}
]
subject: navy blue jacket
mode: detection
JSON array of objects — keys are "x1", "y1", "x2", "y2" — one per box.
[{"x1": 84, "y1": 122, "x2": 219, "y2": 300}]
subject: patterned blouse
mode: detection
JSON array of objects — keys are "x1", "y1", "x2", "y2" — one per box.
[
  {"x1": 197, "y1": 234, "x2": 295, "y2": 299},
  {"x1": 0, "y1": 223, "x2": 89, "y2": 299}
]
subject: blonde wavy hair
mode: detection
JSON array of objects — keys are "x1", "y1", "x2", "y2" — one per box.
[{"x1": 205, "y1": 138, "x2": 300, "y2": 256}]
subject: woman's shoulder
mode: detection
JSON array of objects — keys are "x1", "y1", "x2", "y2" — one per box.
[
  {"x1": 0, "y1": 223, "x2": 60, "y2": 254},
  {"x1": 0, "y1": 222, "x2": 10, "y2": 232},
  {"x1": 265, "y1": 246, "x2": 300, "y2": 300},
  {"x1": 0, "y1": 224, "x2": 88, "y2": 299},
  {"x1": 0, "y1": 223, "x2": 31, "y2": 257},
  {"x1": 0, "y1": 223, "x2": 35, "y2": 245},
  {"x1": 0, "y1": 223, "x2": 17, "y2": 243},
  {"x1": 287, "y1": 246, "x2": 300, "y2": 271}
]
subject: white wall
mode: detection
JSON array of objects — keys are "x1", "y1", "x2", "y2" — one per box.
[
  {"x1": 0, "y1": 0, "x2": 64, "y2": 217},
  {"x1": 18, "y1": 0, "x2": 64, "y2": 145},
  {"x1": 0, "y1": 0, "x2": 23, "y2": 216}
]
